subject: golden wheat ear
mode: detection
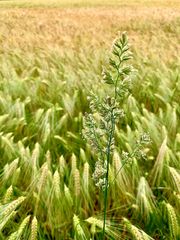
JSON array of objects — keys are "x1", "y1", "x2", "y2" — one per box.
[
  {"x1": 164, "y1": 202, "x2": 179, "y2": 239},
  {"x1": 123, "y1": 218, "x2": 154, "y2": 240},
  {"x1": 30, "y1": 216, "x2": 38, "y2": 240},
  {"x1": 73, "y1": 214, "x2": 88, "y2": 240}
]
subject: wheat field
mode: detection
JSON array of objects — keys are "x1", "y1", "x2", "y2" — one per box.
[{"x1": 0, "y1": 0, "x2": 179, "y2": 239}]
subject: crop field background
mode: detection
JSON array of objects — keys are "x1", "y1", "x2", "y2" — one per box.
[{"x1": 0, "y1": 0, "x2": 179, "y2": 239}]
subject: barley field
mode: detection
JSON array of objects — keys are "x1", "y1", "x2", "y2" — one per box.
[{"x1": 0, "y1": 0, "x2": 179, "y2": 239}]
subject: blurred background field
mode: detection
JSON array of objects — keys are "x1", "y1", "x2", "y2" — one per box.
[
  {"x1": 0, "y1": 1, "x2": 179, "y2": 239},
  {"x1": 1, "y1": 0, "x2": 180, "y2": 7}
]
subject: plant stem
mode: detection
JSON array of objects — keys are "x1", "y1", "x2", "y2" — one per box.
[
  {"x1": 102, "y1": 110, "x2": 115, "y2": 239},
  {"x1": 102, "y1": 62, "x2": 120, "y2": 239}
]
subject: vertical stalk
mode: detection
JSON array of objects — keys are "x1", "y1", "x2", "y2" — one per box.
[
  {"x1": 102, "y1": 67, "x2": 120, "y2": 240},
  {"x1": 102, "y1": 111, "x2": 115, "y2": 239}
]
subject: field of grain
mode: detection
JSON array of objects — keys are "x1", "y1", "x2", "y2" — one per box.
[{"x1": 0, "y1": 1, "x2": 179, "y2": 239}]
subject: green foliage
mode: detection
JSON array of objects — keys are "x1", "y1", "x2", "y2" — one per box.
[{"x1": 0, "y1": 29, "x2": 179, "y2": 240}]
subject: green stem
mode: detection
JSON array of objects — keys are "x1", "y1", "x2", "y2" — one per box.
[
  {"x1": 102, "y1": 54, "x2": 121, "y2": 240},
  {"x1": 102, "y1": 111, "x2": 115, "y2": 239}
]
